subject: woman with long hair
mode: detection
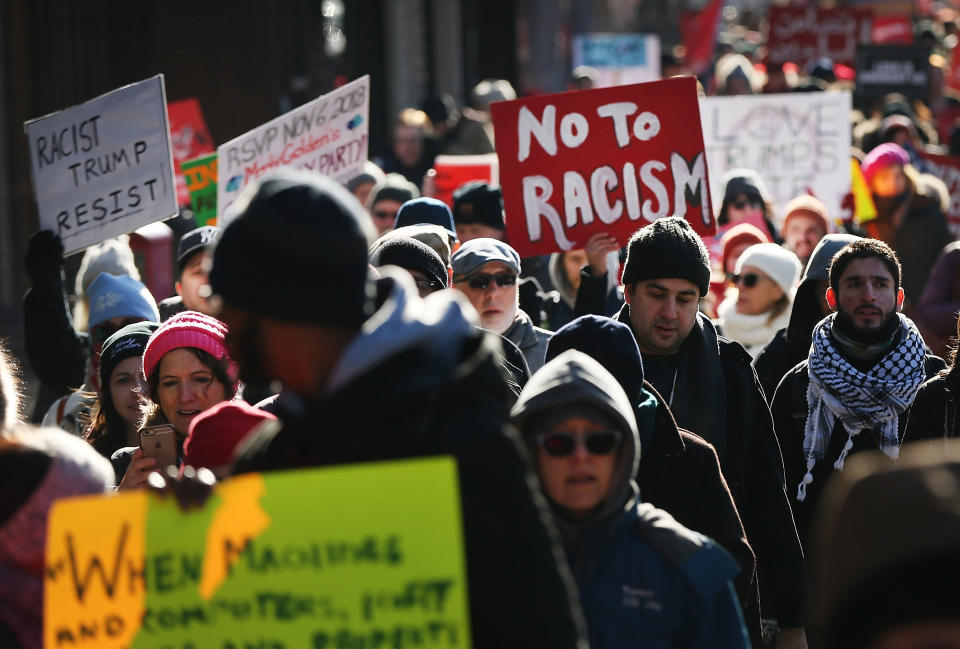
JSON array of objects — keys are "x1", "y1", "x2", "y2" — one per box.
[
  {"x1": 116, "y1": 311, "x2": 237, "y2": 489},
  {"x1": 83, "y1": 322, "x2": 158, "y2": 459}
]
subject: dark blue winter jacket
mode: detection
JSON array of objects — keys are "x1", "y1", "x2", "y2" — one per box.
[{"x1": 512, "y1": 350, "x2": 749, "y2": 649}]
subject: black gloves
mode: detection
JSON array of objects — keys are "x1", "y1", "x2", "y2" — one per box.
[{"x1": 25, "y1": 230, "x2": 64, "y2": 286}]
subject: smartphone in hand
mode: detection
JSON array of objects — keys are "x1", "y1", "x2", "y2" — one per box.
[{"x1": 140, "y1": 424, "x2": 178, "y2": 470}]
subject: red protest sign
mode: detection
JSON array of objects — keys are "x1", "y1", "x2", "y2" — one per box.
[
  {"x1": 920, "y1": 152, "x2": 960, "y2": 239},
  {"x1": 168, "y1": 98, "x2": 215, "y2": 206},
  {"x1": 490, "y1": 76, "x2": 714, "y2": 258},
  {"x1": 431, "y1": 154, "x2": 499, "y2": 209},
  {"x1": 766, "y1": 6, "x2": 872, "y2": 68}
]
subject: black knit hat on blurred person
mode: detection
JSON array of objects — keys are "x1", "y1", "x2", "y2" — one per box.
[
  {"x1": 210, "y1": 170, "x2": 376, "y2": 326},
  {"x1": 621, "y1": 216, "x2": 711, "y2": 297},
  {"x1": 452, "y1": 181, "x2": 505, "y2": 230},
  {"x1": 370, "y1": 236, "x2": 448, "y2": 290}
]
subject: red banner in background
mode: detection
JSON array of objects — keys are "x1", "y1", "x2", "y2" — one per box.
[
  {"x1": 168, "y1": 98, "x2": 215, "y2": 206},
  {"x1": 681, "y1": 0, "x2": 725, "y2": 75},
  {"x1": 490, "y1": 77, "x2": 714, "y2": 258},
  {"x1": 871, "y1": 15, "x2": 913, "y2": 44},
  {"x1": 765, "y1": 6, "x2": 872, "y2": 68},
  {"x1": 919, "y1": 152, "x2": 960, "y2": 239}
]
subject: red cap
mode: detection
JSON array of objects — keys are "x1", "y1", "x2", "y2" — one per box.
[{"x1": 182, "y1": 400, "x2": 276, "y2": 471}]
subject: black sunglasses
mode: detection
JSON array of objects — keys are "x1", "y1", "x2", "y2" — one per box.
[
  {"x1": 536, "y1": 430, "x2": 622, "y2": 457},
  {"x1": 730, "y1": 197, "x2": 762, "y2": 210},
  {"x1": 732, "y1": 273, "x2": 761, "y2": 288},
  {"x1": 458, "y1": 272, "x2": 518, "y2": 290}
]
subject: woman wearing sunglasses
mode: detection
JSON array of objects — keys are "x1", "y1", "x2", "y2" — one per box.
[
  {"x1": 511, "y1": 349, "x2": 749, "y2": 649},
  {"x1": 716, "y1": 243, "x2": 801, "y2": 359}
]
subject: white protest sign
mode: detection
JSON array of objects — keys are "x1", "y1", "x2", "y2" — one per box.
[
  {"x1": 700, "y1": 91, "x2": 852, "y2": 224},
  {"x1": 571, "y1": 33, "x2": 661, "y2": 87},
  {"x1": 25, "y1": 75, "x2": 177, "y2": 256},
  {"x1": 217, "y1": 75, "x2": 369, "y2": 225}
]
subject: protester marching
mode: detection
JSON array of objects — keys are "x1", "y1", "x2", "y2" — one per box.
[{"x1": 5, "y1": 4, "x2": 960, "y2": 649}]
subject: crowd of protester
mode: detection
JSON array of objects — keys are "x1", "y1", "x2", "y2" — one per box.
[{"x1": 4, "y1": 9, "x2": 960, "y2": 649}]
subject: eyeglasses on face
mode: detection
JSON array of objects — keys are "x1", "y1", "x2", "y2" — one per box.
[
  {"x1": 730, "y1": 197, "x2": 762, "y2": 210},
  {"x1": 457, "y1": 272, "x2": 518, "y2": 290},
  {"x1": 732, "y1": 272, "x2": 762, "y2": 288},
  {"x1": 536, "y1": 430, "x2": 622, "y2": 457}
]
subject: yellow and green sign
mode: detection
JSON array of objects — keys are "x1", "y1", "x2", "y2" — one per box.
[
  {"x1": 45, "y1": 457, "x2": 470, "y2": 649},
  {"x1": 182, "y1": 152, "x2": 218, "y2": 226}
]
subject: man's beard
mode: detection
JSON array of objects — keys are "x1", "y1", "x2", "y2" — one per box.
[{"x1": 834, "y1": 307, "x2": 900, "y2": 344}]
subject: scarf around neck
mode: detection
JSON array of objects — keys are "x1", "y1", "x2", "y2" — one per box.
[
  {"x1": 797, "y1": 313, "x2": 926, "y2": 501},
  {"x1": 716, "y1": 295, "x2": 791, "y2": 358}
]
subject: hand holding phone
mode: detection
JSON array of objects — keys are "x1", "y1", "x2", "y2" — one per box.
[{"x1": 140, "y1": 424, "x2": 178, "y2": 470}]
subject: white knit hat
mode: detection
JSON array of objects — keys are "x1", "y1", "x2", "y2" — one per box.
[{"x1": 736, "y1": 243, "x2": 802, "y2": 295}]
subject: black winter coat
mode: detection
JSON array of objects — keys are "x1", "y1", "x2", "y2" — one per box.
[
  {"x1": 640, "y1": 382, "x2": 761, "y2": 646},
  {"x1": 753, "y1": 280, "x2": 826, "y2": 404},
  {"x1": 904, "y1": 364, "x2": 960, "y2": 442},
  {"x1": 232, "y1": 328, "x2": 588, "y2": 649},
  {"x1": 617, "y1": 306, "x2": 806, "y2": 629},
  {"x1": 771, "y1": 352, "x2": 945, "y2": 551}
]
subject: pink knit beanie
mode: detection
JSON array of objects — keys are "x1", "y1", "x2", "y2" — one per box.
[
  {"x1": 861, "y1": 143, "x2": 910, "y2": 185},
  {"x1": 142, "y1": 311, "x2": 233, "y2": 381}
]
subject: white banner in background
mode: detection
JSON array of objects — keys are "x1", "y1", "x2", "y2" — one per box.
[
  {"x1": 700, "y1": 91, "x2": 852, "y2": 224},
  {"x1": 217, "y1": 75, "x2": 370, "y2": 225}
]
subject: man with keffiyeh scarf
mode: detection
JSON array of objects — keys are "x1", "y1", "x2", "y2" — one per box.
[{"x1": 771, "y1": 239, "x2": 945, "y2": 554}]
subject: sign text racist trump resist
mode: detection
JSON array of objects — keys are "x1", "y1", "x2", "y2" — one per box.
[
  {"x1": 24, "y1": 75, "x2": 178, "y2": 256},
  {"x1": 490, "y1": 76, "x2": 714, "y2": 258}
]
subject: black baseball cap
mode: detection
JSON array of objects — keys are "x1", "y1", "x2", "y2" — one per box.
[{"x1": 177, "y1": 226, "x2": 222, "y2": 268}]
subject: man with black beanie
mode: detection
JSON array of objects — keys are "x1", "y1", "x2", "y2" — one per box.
[
  {"x1": 207, "y1": 169, "x2": 589, "y2": 649},
  {"x1": 617, "y1": 216, "x2": 808, "y2": 649},
  {"x1": 452, "y1": 181, "x2": 506, "y2": 242},
  {"x1": 369, "y1": 236, "x2": 448, "y2": 297}
]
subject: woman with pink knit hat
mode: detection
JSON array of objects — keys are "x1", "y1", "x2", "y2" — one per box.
[
  {"x1": 116, "y1": 311, "x2": 237, "y2": 489},
  {"x1": 859, "y1": 142, "x2": 951, "y2": 309}
]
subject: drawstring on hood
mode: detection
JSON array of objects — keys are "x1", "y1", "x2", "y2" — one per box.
[{"x1": 511, "y1": 350, "x2": 656, "y2": 540}]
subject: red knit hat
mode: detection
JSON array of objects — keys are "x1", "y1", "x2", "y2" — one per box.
[
  {"x1": 720, "y1": 223, "x2": 770, "y2": 274},
  {"x1": 182, "y1": 400, "x2": 276, "y2": 471},
  {"x1": 142, "y1": 311, "x2": 233, "y2": 380}
]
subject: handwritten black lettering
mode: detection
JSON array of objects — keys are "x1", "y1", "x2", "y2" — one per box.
[
  {"x1": 35, "y1": 115, "x2": 102, "y2": 169},
  {"x1": 133, "y1": 140, "x2": 147, "y2": 164},
  {"x1": 65, "y1": 524, "x2": 129, "y2": 601}
]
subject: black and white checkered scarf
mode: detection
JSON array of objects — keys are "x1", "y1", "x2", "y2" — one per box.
[{"x1": 797, "y1": 313, "x2": 926, "y2": 501}]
